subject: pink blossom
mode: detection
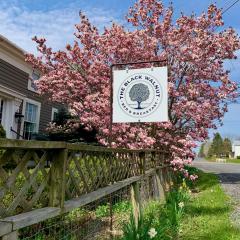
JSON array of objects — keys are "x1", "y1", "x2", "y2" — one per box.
[{"x1": 25, "y1": 1, "x2": 240, "y2": 178}]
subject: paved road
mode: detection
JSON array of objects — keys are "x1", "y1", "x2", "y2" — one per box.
[
  {"x1": 193, "y1": 159, "x2": 240, "y2": 226},
  {"x1": 194, "y1": 159, "x2": 240, "y2": 175}
]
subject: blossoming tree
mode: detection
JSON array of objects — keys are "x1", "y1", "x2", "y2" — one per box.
[{"x1": 26, "y1": 0, "x2": 240, "y2": 178}]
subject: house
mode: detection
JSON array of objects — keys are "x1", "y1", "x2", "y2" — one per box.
[
  {"x1": 0, "y1": 34, "x2": 60, "y2": 139},
  {"x1": 232, "y1": 141, "x2": 240, "y2": 158}
]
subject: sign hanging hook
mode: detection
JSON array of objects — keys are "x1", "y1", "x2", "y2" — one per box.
[
  {"x1": 126, "y1": 65, "x2": 129, "y2": 73},
  {"x1": 151, "y1": 64, "x2": 154, "y2": 71}
]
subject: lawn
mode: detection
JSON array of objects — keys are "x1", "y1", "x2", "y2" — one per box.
[
  {"x1": 180, "y1": 169, "x2": 240, "y2": 240},
  {"x1": 206, "y1": 158, "x2": 240, "y2": 164}
]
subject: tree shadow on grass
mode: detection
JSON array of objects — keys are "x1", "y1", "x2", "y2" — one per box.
[
  {"x1": 181, "y1": 224, "x2": 240, "y2": 240},
  {"x1": 185, "y1": 205, "x2": 229, "y2": 216},
  {"x1": 217, "y1": 173, "x2": 240, "y2": 184},
  {"x1": 194, "y1": 171, "x2": 219, "y2": 191}
]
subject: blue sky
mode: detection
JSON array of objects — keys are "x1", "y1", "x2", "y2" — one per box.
[{"x1": 0, "y1": 0, "x2": 239, "y2": 140}]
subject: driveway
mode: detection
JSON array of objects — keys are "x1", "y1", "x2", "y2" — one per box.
[{"x1": 193, "y1": 159, "x2": 240, "y2": 226}]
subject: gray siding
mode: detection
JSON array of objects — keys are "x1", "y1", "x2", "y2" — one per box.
[
  {"x1": 39, "y1": 101, "x2": 54, "y2": 133},
  {"x1": 0, "y1": 59, "x2": 29, "y2": 94},
  {"x1": 0, "y1": 58, "x2": 60, "y2": 134}
]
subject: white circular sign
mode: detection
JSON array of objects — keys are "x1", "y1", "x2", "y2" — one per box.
[{"x1": 118, "y1": 73, "x2": 163, "y2": 120}]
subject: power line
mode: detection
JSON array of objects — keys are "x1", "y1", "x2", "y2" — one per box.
[{"x1": 222, "y1": 0, "x2": 240, "y2": 15}]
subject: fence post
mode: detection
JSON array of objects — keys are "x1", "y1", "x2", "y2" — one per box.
[
  {"x1": 49, "y1": 148, "x2": 68, "y2": 208},
  {"x1": 139, "y1": 151, "x2": 146, "y2": 174},
  {"x1": 131, "y1": 182, "x2": 142, "y2": 228},
  {"x1": 151, "y1": 151, "x2": 156, "y2": 167},
  {"x1": 2, "y1": 231, "x2": 18, "y2": 240},
  {"x1": 155, "y1": 169, "x2": 166, "y2": 201}
]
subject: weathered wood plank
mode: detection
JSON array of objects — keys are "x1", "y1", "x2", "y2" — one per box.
[
  {"x1": 0, "y1": 222, "x2": 12, "y2": 237},
  {"x1": 0, "y1": 139, "x2": 166, "y2": 158},
  {"x1": 66, "y1": 143, "x2": 163, "y2": 153},
  {"x1": 0, "y1": 139, "x2": 66, "y2": 149},
  {"x1": 6, "y1": 152, "x2": 48, "y2": 215},
  {"x1": 131, "y1": 181, "x2": 142, "y2": 228},
  {"x1": 2, "y1": 231, "x2": 18, "y2": 240},
  {"x1": 1, "y1": 175, "x2": 143, "y2": 232},
  {"x1": 68, "y1": 167, "x2": 83, "y2": 196},
  {"x1": 155, "y1": 169, "x2": 166, "y2": 202},
  {"x1": 73, "y1": 156, "x2": 90, "y2": 193},
  {"x1": 2, "y1": 207, "x2": 60, "y2": 230},
  {"x1": 0, "y1": 166, "x2": 168, "y2": 234},
  {"x1": 63, "y1": 175, "x2": 141, "y2": 213},
  {"x1": 49, "y1": 149, "x2": 68, "y2": 208}
]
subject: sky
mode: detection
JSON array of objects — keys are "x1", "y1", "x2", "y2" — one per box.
[{"x1": 0, "y1": 0, "x2": 239, "y2": 140}]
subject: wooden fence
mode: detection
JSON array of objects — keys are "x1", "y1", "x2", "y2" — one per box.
[{"x1": 0, "y1": 139, "x2": 172, "y2": 240}]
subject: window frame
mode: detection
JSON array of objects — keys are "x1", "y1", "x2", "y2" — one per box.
[
  {"x1": 28, "y1": 70, "x2": 40, "y2": 93},
  {"x1": 23, "y1": 99, "x2": 41, "y2": 138},
  {"x1": 51, "y1": 107, "x2": 58, "y2": 122}
]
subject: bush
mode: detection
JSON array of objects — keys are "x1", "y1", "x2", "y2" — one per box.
[
  {"x1": 33, "y1": 108, "x2": 99, "y2": 143},
  {"x1": 95, "y1": 201, "x2": 132, "y2": 218},
  {"x1": 95, "y1": 204, "x2": 110, "y2": 218}
]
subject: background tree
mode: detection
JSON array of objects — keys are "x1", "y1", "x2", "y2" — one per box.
[
  {"x1": 203, "y1": 141, "x2": 211, "y2": 157},
  {"x1": 223, "y1": 138, "x2": 232, "y2": 157},
  {"x1": 129, "y1": 83, "x2": 150, "y2": 109},
  {"x1": 208, "y1": 133, "x2": 223, "y2": 158},
  {"x1": 198, "y1": 143, "x2": 205, "y2": 158},
  {"x1": 26, "y1": 0, "x2": 240, "y2": 178}
]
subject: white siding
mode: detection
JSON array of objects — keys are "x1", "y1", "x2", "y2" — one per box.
[{"x1": 234, "y1": 146, "x2": 240, "y2": 158}]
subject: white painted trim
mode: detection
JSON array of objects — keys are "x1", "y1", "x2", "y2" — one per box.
[
  {"x1": 24, "y1": 98, "x2": 41, "y2": 133},
  {"x1": 0, "y1": 84, "x2": 26, "y2": 100},
  {"x1": 51, "y1": 107, "x2": 58, "y2": 121}
]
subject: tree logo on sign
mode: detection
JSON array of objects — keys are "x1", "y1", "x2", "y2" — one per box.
[
  {"x1": 117, "y1": 73, "x2": 162, "y2": 119},
  {"x1": 129, "y1": 83, "x2": 150, "y2": 109}
]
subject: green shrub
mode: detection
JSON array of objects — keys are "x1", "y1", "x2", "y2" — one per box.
[
  {"x1": 113, "y1": 201, "x2": 132, "y2": 214},
  {"x1": 66, "y1": 208, "x2": 89, "y2": 221},
  {"x1": 165, "y1": 189, "x2": 186, "y2": 236},
  {"x1": 121, "y1": 213, "x2": 156, "y2": 240},
  {"x1": 95, "y1": 201, "x2": 132, "y2": 218},
  {"x1": 120, "y1": 184, "x2": 190, "y2": 240},
  {"x1": 95, "y1": 204, "x2": 110, "y2": 218}
]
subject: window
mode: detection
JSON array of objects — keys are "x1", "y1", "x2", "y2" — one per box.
[
  {"x1": 28, "y1": 70, "x2": 40, "y2": 92},
  {"x1": 51, "y1": 108, "x2": 58, "y2": 122},
  {"x1": 23, "y1": 101, "x2": 40, "y2": 139}
]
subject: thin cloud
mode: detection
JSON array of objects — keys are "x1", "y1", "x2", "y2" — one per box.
[{"x1": 0, "y1": 2, "x2": 121, "y2": 54}]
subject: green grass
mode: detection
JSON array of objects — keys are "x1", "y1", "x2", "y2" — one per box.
[
  {"x1": 226, "y1": 159, "x2": 240, "y2": 164},
  {"x1": 206, "y1": 158, "x2": 240, "y2": 164},
  {"x1": 180, "y1": 170, "x2": 240, "y2": 240}
]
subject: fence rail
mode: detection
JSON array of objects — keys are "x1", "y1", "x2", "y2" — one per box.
[{"x1": 0, "y1": 139, "x2": 172, "y2": 240}]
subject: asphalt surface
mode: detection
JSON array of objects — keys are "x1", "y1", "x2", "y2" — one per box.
[
  {"x1": 193, "y1": 159, "x2": 240, "y2": 226},
  {"x1": 193, "y1": 159, "x2": 240, "y2": 175}
]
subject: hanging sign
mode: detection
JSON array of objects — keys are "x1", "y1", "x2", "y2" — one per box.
[{"x1": 112, "y1": 66, "x2": 168, "y2": 123}]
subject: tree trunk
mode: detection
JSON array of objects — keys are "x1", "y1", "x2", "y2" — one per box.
[{"x1": 137, "y1": 101, "x2": 141, "y2": 109}]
